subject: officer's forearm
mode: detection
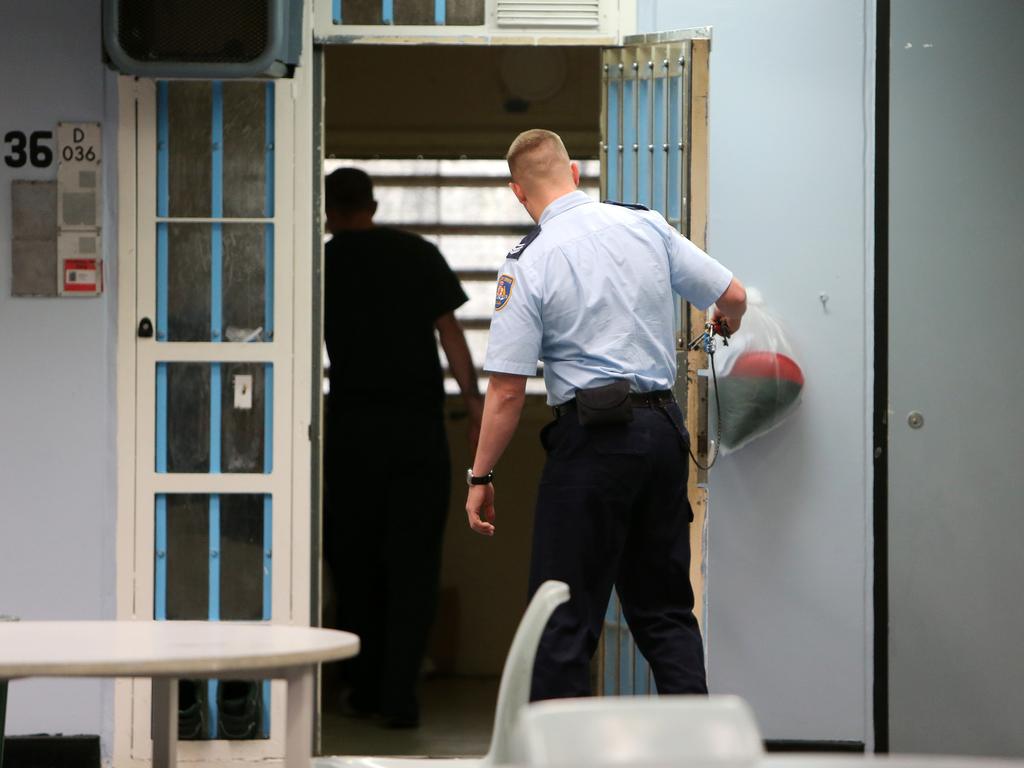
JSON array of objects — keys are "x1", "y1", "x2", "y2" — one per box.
[
  {"x1": 472, "y1": 374, "x2": 527, "y2": 476},
  {"x1": 715, "y1": 276, "x2": 747, "y2": 323}
]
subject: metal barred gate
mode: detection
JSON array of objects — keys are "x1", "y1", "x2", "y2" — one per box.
[{"x1": 597, "y1": 33, "x2": 712, "y2": 696}]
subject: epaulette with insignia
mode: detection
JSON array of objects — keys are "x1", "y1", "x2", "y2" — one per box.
[
  {"x1": 507, "y1": 226, "x2": 541, "y2": 260},
  {"x1": 603, "y1": 200, "x2": 650, "y2": 211}
]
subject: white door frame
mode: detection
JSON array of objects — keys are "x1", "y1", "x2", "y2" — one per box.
[{"x1": 112, "y1": 47, "x2": 315, "y2": 766}]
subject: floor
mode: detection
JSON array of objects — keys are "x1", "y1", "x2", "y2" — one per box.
[{"x1": 320, "y1": 676, "x2": 500, "y2": 758}]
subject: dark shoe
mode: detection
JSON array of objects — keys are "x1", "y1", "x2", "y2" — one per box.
[
  {"x1": 178, "y1": 680, "x2": 207, "y2": 740},
  {"x1": 217, "y1": 680, "x2": 262, "y2": 739}
]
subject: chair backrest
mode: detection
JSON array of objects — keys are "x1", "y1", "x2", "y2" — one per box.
[
  {"x1": 519, "y1": 694, "x2": 764, "y2": 767},
  {"x1": 482, "y1": 580, "x2": 571, "y2": 766}
]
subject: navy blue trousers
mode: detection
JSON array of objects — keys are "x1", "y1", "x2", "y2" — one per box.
[{"x1": 528, "y1": 401, "x2": 708, "y2": 700}]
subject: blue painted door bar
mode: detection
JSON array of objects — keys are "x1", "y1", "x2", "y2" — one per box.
[{"x1": 601, "y1": 40, "x2": 691, "y2": 697}]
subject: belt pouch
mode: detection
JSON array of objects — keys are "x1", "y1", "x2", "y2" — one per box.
[{"x1": 575, "y1": 380, "x2": 633, "y2": 427}]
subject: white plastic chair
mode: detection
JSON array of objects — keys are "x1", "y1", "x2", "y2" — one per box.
[
  {"x1": 519, "y1": 694, "x2": 764, "y2": 767},
  {"x1": 317, "y1": 580, "x2": 571, "y2": 768}
]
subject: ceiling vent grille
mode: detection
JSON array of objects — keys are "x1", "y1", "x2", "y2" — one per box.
[{"x1": 496, "y1": 0, "x2": 601, "y2": 29}]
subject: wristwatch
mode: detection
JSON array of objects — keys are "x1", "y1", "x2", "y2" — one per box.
[{"x1": 466, "y1": 469, "x2": 495, "y2": 486}]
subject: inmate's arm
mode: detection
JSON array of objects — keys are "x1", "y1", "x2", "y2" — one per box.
[{"x1": 436, "y1": 311, "x2": 484, "y2": 446}]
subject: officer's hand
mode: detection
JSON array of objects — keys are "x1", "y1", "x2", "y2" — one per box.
[
  {"x1": 712, "y1": 306, "x2": 741, "y2": 335},
  {"x1": 466, "y1": 484, "x2": 496, "y2": 536}
]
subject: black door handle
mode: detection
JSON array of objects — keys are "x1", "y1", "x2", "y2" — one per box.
[{"x1": 138, "y1": 317, "x2": 154, "y2": 338}]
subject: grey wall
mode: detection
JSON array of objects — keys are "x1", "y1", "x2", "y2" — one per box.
[
  {"x1": 888, "y1": 0, "x2": 1024, "y2": 756},
  {"x1": 0, "y1": 0, "x2": 117, "y2": 748},
  {"x1": 637, "y1": 1, "x2": 874, "y2": 743}
]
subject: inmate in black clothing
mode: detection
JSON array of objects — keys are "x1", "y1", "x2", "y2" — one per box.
[
  {"x1": 324, "y1": 227, "x2": 467, "y2": 402},
  {"x1": 323, "y1": 227, "x2": 467, "y2": 723}
]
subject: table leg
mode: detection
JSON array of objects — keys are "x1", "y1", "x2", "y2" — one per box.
[
  {"x1": 285, "y1": 666, "x2": 314, "y2": 768},
  {"x1": 152, "y1": 678, "x2": 179, "y2": 768}
]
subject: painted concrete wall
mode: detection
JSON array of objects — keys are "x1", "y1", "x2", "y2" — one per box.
[
  {"x1": 637, "y1": 1, "x2": 874, "y2": 742},
  {"x1": 0, "y1": 0, "x2": 117, "y2": 747}
]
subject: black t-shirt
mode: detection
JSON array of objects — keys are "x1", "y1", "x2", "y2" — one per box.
[{"x1": 324, "y1": 227, "x2": 468, "y2": 404}]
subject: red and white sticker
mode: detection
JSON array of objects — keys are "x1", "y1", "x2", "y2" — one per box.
[{"x1": 62, "y1": 258, "x2": 101, "y2": 294}]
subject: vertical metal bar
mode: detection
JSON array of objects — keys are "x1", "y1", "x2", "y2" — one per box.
[
  {"x1": 680, "y1": 49, "x2": 690, "y2": 235},
  {"x1": 647, "y1": 50, "x2": 655, "y2": 208},
  {"x1": 637, "y1": 56, "x2": 651, "y2": 208},
  {"x1": 332, "y1": 0, "x2": 342, "y2": 24},
  {"x1": 155, "y1": 82, "x2": 170, "y2": 627},
  {"x1": 605, "y1": 60, "x2": 619, "y2": 201},
  {"x1": 211, "y1": 81, "x2": 224, "y2": 342},
  {"x1": 264, "y1": 83, "x2": 275, "y2": 219},
  {"x1": 157, "y1": 83, "x2": 169, "y2": 217},
  {"x1": 155, "y1": 495, "x2": 167, "y2": 620},
  {"x1": 382, "y1": 0, "x2": 394, "y2": 24},
  {"x1": 668, "y1": 49, "x2": 682, "y2": 230},
  {"x1": 617, "y1": 58, "x2": 624, "y2": 201},
  {"x1": 615, "y1": 598, "x2": 623, "y2": 694},
  {"x1": 208, "y1": 491, "x2": 221, "y2": 738},
  {"x1": 663, "y1": 52, "x2": 671, "y2": 219},
  {"x1": 633, "y1": 56, "x2": 640, "y2": 205},
  {"x1": 434, "y1": 0, "x2": 445, "y2": 24},
  {"x1": 208, "y1": 496, "x2": 221, "y2": 618},
  {"x1": 603, "y1": 595, "x2": 618, "y2": 694},
  {"x1": 209, "y1": 80, "x2": 225, "y2": 742},
  {"x1": 622, "y1": 56, "x2": 636, "y2": 203}
]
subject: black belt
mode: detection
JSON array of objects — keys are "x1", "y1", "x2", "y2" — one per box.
[{"x1": 554, "y1": 389, "x2": 675, "y2": 418}]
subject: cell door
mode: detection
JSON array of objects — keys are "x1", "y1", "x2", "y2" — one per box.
[
  {"x1": 596, "y1": 33, "x2": 712, "y2": 696},
  {"x1": 115, "y1": 77, "x2": 302, "y2": 765}
]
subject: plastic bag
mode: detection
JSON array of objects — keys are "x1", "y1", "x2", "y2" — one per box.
[{"x1": 713, "y1": 288, "x2": 804, "y2": 454}]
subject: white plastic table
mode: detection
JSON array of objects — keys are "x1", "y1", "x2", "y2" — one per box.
[
  {"x1": 760, "y1": 757, "x2": 1024, "y2": 768},
  {"x1": 0, "y1": 621, "x2": 358, "y2": 768}
]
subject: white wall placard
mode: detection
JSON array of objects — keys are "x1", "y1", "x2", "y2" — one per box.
[{"x1": 57, "y1": 121, "x2": 101, "y2": 230}]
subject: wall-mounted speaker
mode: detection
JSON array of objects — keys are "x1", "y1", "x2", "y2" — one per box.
[{"x1": 103, "y1": 0, "x2": 303, "y2": 78}]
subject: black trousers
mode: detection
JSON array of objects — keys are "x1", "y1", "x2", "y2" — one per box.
[
  {"x1": 324, "y1": 395, "x2": 450, "y2": 718},
  {"x1": 528, "y1": 401, "x2": 708, "y2": 700}
]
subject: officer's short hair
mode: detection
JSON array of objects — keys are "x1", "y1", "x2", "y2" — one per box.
[
  {"x1": 506, "y1": 129, "x2": 570, "y2": 184},
  {"x1": 325, "y1": 167, "x2": 375, "y2": 212}
]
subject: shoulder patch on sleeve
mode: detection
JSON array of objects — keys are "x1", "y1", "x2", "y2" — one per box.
[
  {"x1": 602, "y1": 199, "x2": 650, "y2": 211},
  {"x1": 507, "y1": 226, "x2": 542, "y2": 260},
  {"x1": 494, "y1": 274, "x2": 515, "y2": 311}
]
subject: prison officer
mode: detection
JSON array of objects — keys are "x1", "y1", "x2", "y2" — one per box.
[
  {"x1": 324, "y1": 167, "x2": 483, "y2": 727},
  {"x1": 465, "y1": 129, "x2": 747, "y2": 699}
]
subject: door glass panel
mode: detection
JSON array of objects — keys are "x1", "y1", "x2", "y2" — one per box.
[
  {"x1": 166, "y1": 363, "x2": 211, "y2": 473},
  {"x1": 163, "y1": 493, "x2": 209, "y2": 620},
  {"x1": 167, "y1": 82, "x2": 213, "y2": 218},
  {"x1": 223, "y1": 82, "x2": 269, "y2": 218},
  {"x1": 220, "y1": 494, "x2": 266, "y2": 621},
  {"x1": 223, "y1": 224, "x2": 269, "y2": 341},
  {"x1": 161, "y1": 223, "x2": 271, "y2": 343},
  {"x1": 221, "y1": 363, "x2": 268, "y2": 473},
  {"x1": 167, "y1": 223, "x2": 212, "y2": 342},
  {"x1": 159, "y1": 362, "x2": 272, "y2": 474}
]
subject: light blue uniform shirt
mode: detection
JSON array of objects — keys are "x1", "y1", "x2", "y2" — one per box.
[{"x1": 484, "y1": 190, "x2": 733, "y2": 406}]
